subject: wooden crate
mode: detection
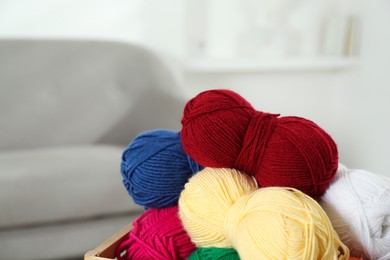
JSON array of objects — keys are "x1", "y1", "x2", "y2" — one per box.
[
  {"x1": 84, "y1": 224, "x2": 133, "y2": 260},
  {"x1": 85, "y1": 224, "x2": 364, "y2": 260}
]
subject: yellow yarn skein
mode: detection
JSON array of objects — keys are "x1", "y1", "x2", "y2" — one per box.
[
  {"x1": 179, "y1": 167, "x2": 258, "y2": 247},
  {"x1": 179, "y1": 167, "x2": 350, "y2": 260},
  {"x1": 228, "y1": 187, "x2": 349, "y2": 259}
]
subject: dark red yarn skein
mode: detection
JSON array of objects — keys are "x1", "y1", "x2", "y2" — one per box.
[{"x1": 180, "y1": 89, "x2": 338, "y2": 197}]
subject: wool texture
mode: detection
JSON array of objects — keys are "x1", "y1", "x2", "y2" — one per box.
[
  {"x1": 179, "y1": 167, "x2": 258, "y2": 248},
  {"x1": 180, "y1": 89, "x2": 338, "y2": 197},
  {"x1": 116, "y1": 206, "x2": 196, "y2": 260},
  {"x1": 179, "y1": 167, "x2": 349, "y2": 260},
  {"x1": 188, "y1": 247, "x2": 240, "y2": 260},
  {"x1": 320, "y1": 164, "x2": 390, "y2": 260},
  {"x1": 121, "y1": 129, "x2": 202, "y2": 208}
]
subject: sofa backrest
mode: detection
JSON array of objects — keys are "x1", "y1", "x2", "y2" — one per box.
[{"x1": 0, "y1": 39, "x2": 184, "y2": 150}]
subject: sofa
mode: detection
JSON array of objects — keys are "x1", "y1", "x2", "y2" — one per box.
[{"x1": 0, "y1": 39, "x2": 187, "y2": 259}]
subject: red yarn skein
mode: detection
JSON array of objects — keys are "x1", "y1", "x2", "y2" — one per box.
[
  {"x1": 116, "y1": 206, "x2": 196, "y2": 260},
  {"x1": 180, "y1": 89, "x2": 338, "y2": 197}
]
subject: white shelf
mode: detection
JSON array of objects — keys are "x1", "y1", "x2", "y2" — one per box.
[{"x1": 183, "y1": 57, "x2": 359, "y2": 73}]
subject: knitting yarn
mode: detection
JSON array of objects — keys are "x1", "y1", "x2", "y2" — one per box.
[
  {"x1": 179, "y1": 167, "x2": 349, "y2": 260},
  {"x1": 116, "y1": 206, "x2": 196, "y2": 260},
  {"x1": 179, "y1": 167, "x2": 258, "y2": 247},
  {"x1": 181, "y1": 89, "x2": 338, "y2": 197},
  {"x1": 121, "y1": 129, "x2": 202, "y2": 208},
  {"x1": 188, "y1": 247, "x2": 240, "y2": 260},
  {"x1": 320, "y1": 165, "x2": 390, "y2": 260}
]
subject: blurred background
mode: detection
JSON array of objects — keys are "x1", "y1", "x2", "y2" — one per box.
[
  {"x1": 0, "y1": 0, "x2": 389, "y2": 259},
  {"x1": 1, "y1": 0, "x2": 388, "y2": 173}
]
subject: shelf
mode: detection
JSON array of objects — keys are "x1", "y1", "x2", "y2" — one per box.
[{"x1": 183, "y1": 57, "x2": 359, "y2": 73}]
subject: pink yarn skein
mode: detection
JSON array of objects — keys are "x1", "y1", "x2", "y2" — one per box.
[{"x1": 116, "y1": 206, "x2": 196, "y2": 260}]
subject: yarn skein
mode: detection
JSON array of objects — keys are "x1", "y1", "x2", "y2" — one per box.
[
  {"x1": 116, "y1": 206, "x2": 196, "y2": 260},
  {"x1": 180, "y1": 89, "x2": 338, "y2": 197},
  {"x1": 320, "y1": 164, "x2": 390, "y2": 260},
  {"x1": 179, "y1": 167, "x2": 259, "y2": 248},
  {"x1": 121, "y1": 129, "x2": 202, "y2": 208},
  {"x1": 179, "y1": 167, "x2": 349, "y2": 260},
  {"x1": 188, "y1": 247, "x2": 240, "y2": 260}
]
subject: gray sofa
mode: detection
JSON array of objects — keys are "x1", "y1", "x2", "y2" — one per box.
[{"x1": 0, "y1": 39, "x2": 187, "y2": 259}]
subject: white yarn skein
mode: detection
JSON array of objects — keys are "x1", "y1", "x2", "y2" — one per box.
[{"x1": 321, "y1": 164, "x2": 390, "y2": 260}]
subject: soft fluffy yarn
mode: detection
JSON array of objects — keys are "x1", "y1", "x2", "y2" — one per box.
[
  {"x1": 121, "y1": 129, "x2": 202, "y2": 208},
  {"x1": 180, "y1": 89, "x2": 338, "y2": 197},
  {"x1": 188, "y1": 247, "x2": 239, "y2": 260},
  {"x1": 179, "y1": 167, "x2": 258, "y2": 248},
  {"x1": 321, "y1": 164, "x2": 390, "y2": 260},
  {"x1": 179, "y1": 167, "x2": 349, "y2": 260},
  {"x1": 116, "y1": 206, "x2": 196, "y2": 260}
]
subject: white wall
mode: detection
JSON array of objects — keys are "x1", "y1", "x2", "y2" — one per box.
[
  {"x1": 0, "y1": 0, "x2": 185, "y2": 56},
  {"x1": 0, "y1": 0, "x2": 389, "y2": 175},
  {"x1": 334, "y1": 0, "x2": 390, "y2": 174}
]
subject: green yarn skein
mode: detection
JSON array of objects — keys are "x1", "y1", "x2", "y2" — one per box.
[{"x1": 188, "y1": 247, "x2": 240, "y2": 260}]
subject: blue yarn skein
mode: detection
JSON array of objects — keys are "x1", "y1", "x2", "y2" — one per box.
[{"x1": 121, "y1": 129, "x2": 203, "y2": 208}]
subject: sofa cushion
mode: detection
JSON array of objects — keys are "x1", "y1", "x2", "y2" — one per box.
[
  {"x1": 0, "y1": 145, "x2": 142, "y2": 228},
  {"x1": 0, "y1": 39, "x2": 182, "y2": 150},
  {"x1": 0, "y1": 212, "x2": 141, "y2": 260}
]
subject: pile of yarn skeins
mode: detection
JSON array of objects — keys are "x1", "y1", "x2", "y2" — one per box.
[{"x1": 116, "y1": 89, "x2": 390, "y2": 260}]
